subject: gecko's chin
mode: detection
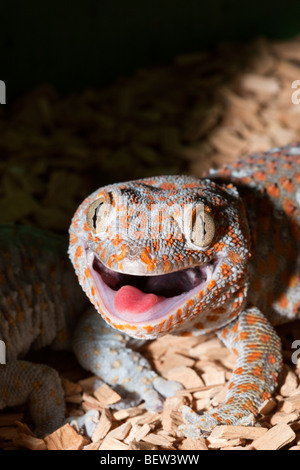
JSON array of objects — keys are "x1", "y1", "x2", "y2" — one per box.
[{"x1": 86, "y1": 250, "x2": 221, "y2": 324}]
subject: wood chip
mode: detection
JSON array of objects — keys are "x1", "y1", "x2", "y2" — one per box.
[
  {"x1": 112, "y1": 405, "x2": 145, "y2": 421},
  {"x1": 99, "y1": 438, "x2": 129, "y2": 451},
  {"x1": 208, "y1": 425, "x2": 268, "y2": 441},
  {"x1": 91, "y1": 409, "x2": 112, "y2": 442},
  {"x1": 280, "y1": 366, "x2": 299, "y2": 397},
  {"x1": 142, "y1": 432, "x2": 174, "y2": 447},
  {"x1": 128, "y1": 439, "x2": 158, "y2": 450},
  {"x1": 93, "y1": 383, "x2": 121, "y2": 406},
  {"x1": 252, "y1": 424, "x2": 296, "y2": 450},
  {"x1": 178, "y1": 438, "x2": 208, "y2": 450},
  {"x1": 208, "y1": 437, "x2": 245, "y2": 449},
  {"x1": 124, "y1": 424, "x2": 151, "y2": 444},
  {"x1": 270, "y1": 411, "x2": 300, "y2": 426},
  {"x1": 281, "y1": 393, "x2": 300, "y2": 414},
  {"x1": 163, "y1": 366, "x2": 204, "y2": 388},
  {"x1": 162, "y1": 396, "x2": 187, "y2": 434},
  {"x1": 258, "y1": 398, "x2": 278, "y2": 416},
  {"x1": 44, "y1": 424, "x2": 89, "y2": 450},
  {"x1": 239, "y1": 73, "x2": 280, "y2": 96}
]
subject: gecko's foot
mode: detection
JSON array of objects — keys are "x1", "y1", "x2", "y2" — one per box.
[
  {"x1": 66, "y1": 410, "x2": 100, "y2": 438},
  {"x1": 139, "y1": 375, "x2": 184, "y2": 412},
  {"x1": 178, "y1": 405, "x2": 256, "y2": 438},
  {"x1": 109, "y1": 374, "x2": 183, "y2": 412},
  {"x1": 93, "y1": 373, "x2": 183, "y2": 412}
]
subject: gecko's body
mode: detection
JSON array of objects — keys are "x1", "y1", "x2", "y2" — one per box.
[{"x1": 0, "y1": 143, "x2": 299, "y2": 438}]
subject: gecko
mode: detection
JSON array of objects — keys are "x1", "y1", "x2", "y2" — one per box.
[{"x1": 0, "y1": 143, "x2": 299, "y2": 439}]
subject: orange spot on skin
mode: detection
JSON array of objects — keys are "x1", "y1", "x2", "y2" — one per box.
[
  {"x1": 221, "y1": 264, "x2": 232, "y2": 278},
  {"x1": 108, "y1": 244, "x2": 127, "y2": 268},
  {"x1": 187, "y1": 299, "x2": 194, "y2": 308},
  {"x1": 245, "y1": 313, "x2": 258, "y2": 325},
  {"x1": 260, "y1": 334, "x2": 271, "y2": 343},
  {"x1": 157, "y1": 320, "x2": 166, "y2": 331},
  {"x1": 182, "y1": 182, "x2": 199, "y2": 189},
  {"x1": 283, "y1": 197, "x2": 296, "y2": 216},
  {"x1": 69, "y1": 233, "x2": 78, "y2": 245},
  {"x1": 280, "y1": 177, "x2": 294, "y2": 193},
  {"x1": 101, "y1": 248, "x2": 107, "y2": 261},
  {"x1": 239, "y1": 332, "x2": 249, "y2": 341},
  {"x1": 213, "y1": 242, "x2": 226, "y2": 253},
  {"x1": 266, "y1": 161, "x2": 278, "y2": 174},
  {"x1": 140, "y1": 248, "x2": 157, "y2": 272},
  {"x1": 143, "y1": 325, "x2": 154, "y2": 333},
  {"x1": 278, "y1": 293, "x2": 289, "y2": 309},
  {"x1": 247, "y1": 352, "x2": 262, "y2": 363},
  {"x1": 266, "y1": 183, "x2": 280, "y2": 199},
  {"x1": 221, "y1": 328, "x2": 229, "y2": 339},
  {"x1": 194, "y1": 322, "x2": 205, "y2": 330},
  {"x1": 123, "y1": 324, "x2": 137, "y2": 331},
  {"x1": 112, "y1": 234, "x2": 123, "y2": 246},
  {"x1": 234, "y1": 367, "x2": 244, "y2": 375},
  {"x1": 254, "y1": 171, "x2": 267, "y2": 181},
  {"x1": 84, "y1": 267, "x2": 91, "y2": 278},
  {"x1": 75, "y1": 245, "x2": 83, "y2": 261},
  {"x1": 251, "y1": 366, "x2": 264, "y2": 379},
  {"x1": 207, "y1": 280, "x2": 216, "y2": 290},
  {"x1": 197, "y1": 290, "x2": 205, "y2": 299},
  {"x1": 162, "y1": 255, "x2": 171, "y2": 272},
  {"x1": 262, "y1": 391, "x2": 271, "y2": 400},
  {"x1": 268, "y1": 354, "x2": 277, "y2": 365},
  {"x1": 229, "y1": 251, "x2": 242, "y2": 265},
  {"x1": 159, "y1": 182, "x2": 177, "y2": 190}
]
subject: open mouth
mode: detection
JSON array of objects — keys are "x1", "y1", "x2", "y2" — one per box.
[{"x1": 86, "y1": 250, "x2": 221, "y2": 323}]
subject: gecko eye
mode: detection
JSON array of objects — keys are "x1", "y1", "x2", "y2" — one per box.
[
  {"x1": 86, "y1": 197, "x2": 109, "y2": 234},
  {"x1": 190, "y1": 209, "x2": 215, "y2": 247}
]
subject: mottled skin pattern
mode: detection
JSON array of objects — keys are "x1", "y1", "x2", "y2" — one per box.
[
  {"x1": 0, "y1": 143, "x2": 299, "y2": 438},
  {"x1": 0, "y1": 225, "x2": 86, "y2": 436},
  {"x1": 69, "y1": 143, "x2": 299, "y2": 437}
]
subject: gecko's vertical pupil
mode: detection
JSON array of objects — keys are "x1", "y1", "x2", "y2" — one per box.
[{"x1": 93, "y1": 203, "x2": 102, "y2": 229}]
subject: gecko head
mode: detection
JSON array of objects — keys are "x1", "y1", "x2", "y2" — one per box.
[{"x1": 69, "y1": 176, "x2": 250, "y2": 339}]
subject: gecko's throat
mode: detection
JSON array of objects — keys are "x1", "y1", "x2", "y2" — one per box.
[{"x1": 87, "y1": 252, "x2": 220, "y2": 323}]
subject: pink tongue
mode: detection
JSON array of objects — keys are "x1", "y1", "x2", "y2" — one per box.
[{"x1": 114, "y1": 285, "x2": 164, "y2": 314}]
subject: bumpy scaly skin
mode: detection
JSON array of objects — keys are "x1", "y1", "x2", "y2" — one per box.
[
  {"x1": 72, "y1": 308, "x2": 182, "y2": 412},
  {"x1": 69, "y1": 143, "x2": 299, "y2": 436},
  {"x1": 0, "y1": 143, "x2": 299, "y2": 438},
  {"x1": 0, "y1": 225, "x2": 86, "y2": 436}
]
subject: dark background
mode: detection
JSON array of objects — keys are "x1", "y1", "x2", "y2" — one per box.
[{"x1": 1, "y1": 0, "x2": 300, "y2": 99}]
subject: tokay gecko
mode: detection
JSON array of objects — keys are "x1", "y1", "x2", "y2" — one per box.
[{"x1": 0, "y1": 143, "x2": 299, "y2": 438}]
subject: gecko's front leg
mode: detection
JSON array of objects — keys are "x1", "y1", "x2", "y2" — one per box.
[
  {"x1": 180, "y1": 307, "x2": 282, "y2": 438},
  {"x1": 73, "y1": 308, "x2": 183, "y2": 411}
]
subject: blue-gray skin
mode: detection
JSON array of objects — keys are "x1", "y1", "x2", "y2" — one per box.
[{"x1": 0, "y1": 224, "x2": 181, "y2": 437}]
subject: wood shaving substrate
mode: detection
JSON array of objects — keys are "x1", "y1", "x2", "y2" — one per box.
[{"x1": 1, "y1": 36, "x2": 300, "y2": 450}]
